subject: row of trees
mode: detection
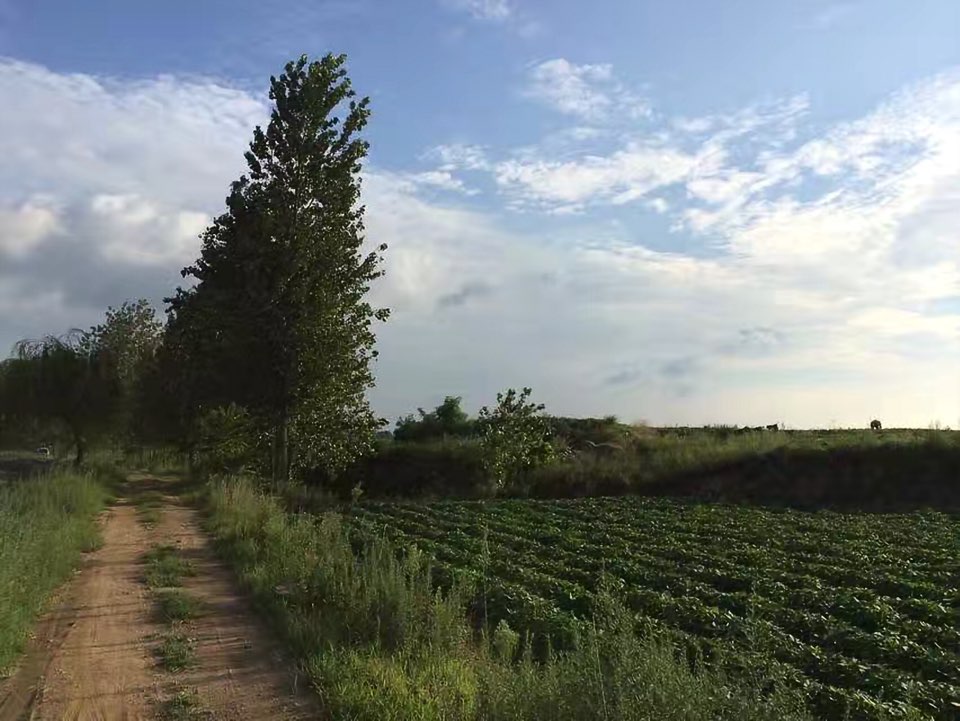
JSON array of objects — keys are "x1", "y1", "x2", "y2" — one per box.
[
  {"x1": 0, "y1": 52, "x2": 558, "y2": 491},
  {"x1": 1, "y1": 54, "x2": 387, "y2": 482},
  {"x1": 0, "y1": 301, "x2": 161, "y2": 465}
]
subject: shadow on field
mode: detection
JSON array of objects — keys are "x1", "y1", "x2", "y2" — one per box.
[{"x1": 643, "y1": 442, "x2": 960, "y2": 512}]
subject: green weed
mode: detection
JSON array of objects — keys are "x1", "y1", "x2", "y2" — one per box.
[
  {"x1": 158, "y1": 688, "x2": 210, "y2": 720},
  {"x1": 144, "y1": 545, "x2": 194, "y2": 589},
  {"x1": 157, "y1": 633, "x2": 196, "y2": 671},
  {"x1": 156, "y1": 589, "x2": 204, "y2": 623}
]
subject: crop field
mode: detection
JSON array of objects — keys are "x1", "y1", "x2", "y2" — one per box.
[{"x1": 351, "y1": 497, "x2": 960, "y2": 720}]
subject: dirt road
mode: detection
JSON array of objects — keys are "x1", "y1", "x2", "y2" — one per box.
[{"x1": 0, "y1": 476, "x2": 319, "y2": 721}]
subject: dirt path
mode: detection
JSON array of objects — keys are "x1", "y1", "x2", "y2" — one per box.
[
  {"x1": 0, "y1": 503, "x2": 161, "y2": 721},
  {"x1": 0, "y1": 476, "x2": 321, "y2": 721},
  {"x1": 153, "y1": 503, "x2": 317, "y2": 720}
]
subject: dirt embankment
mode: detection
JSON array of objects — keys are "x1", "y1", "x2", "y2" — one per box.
[{"x1": 0, "y1": 476, "x2": 320, "y2": 721}]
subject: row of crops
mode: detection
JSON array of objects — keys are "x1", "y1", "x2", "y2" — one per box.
[{"x1": 349, "y1": 497, "x2": 960, "y2": 720}]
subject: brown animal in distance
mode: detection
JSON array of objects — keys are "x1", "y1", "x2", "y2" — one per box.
[{"x1": 870, "y1": 419, "x2": 882, "y2": 430}]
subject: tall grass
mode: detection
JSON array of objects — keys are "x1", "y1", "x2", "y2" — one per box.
[
  {"x1": 206, "y1": 477, "x2": 813, "y2": 720},
  {"x1": 0, "y1": 468, "x2": 110, "y2": 675}
]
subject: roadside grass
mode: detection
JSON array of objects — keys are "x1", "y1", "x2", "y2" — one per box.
[
  {"x1": 156, "y1": 589, "x2": 204, "y2": 623},
  {"x1": 144, "y1": 545, "x2": 195, "y2": 589},
  {"x1": 206, "y1": 477, "x2": 814, "y2": 721},
  {"x1": 0, "y1": 467, "x2": 110, "y2": 676},
  {"x1": 156, "y1": 632, "x2": 196, "y2": 672},
  {"x1": 158, "y1": 688, "x2": 210, "y2": 721}
]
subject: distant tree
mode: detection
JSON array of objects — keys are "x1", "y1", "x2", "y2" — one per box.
[
  {"x1": 3, "y1": 331, "x2": 118, "y2": 465},
  {"x1": 478, "y1": 387, "x2": 555, "y2": 491},
  {"x1": 175, "y1": 53, "x2": 388, "y2": 482},
  {"x1": 393, "y1": 396, "x2": 475, "y2": 441},
  {"x1": 83, "y1": 299, "x2": 163, "y2": 444}
]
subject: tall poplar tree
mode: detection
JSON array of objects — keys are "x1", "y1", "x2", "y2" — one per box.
[{"x1": 178, "y1": 53, "x2": 388, "y2": 482}]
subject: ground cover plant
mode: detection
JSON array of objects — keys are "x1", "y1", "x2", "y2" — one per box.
[
  {"x1": 351, "y1": 496, "x2": 960, "y2": 720},
  {"x1": 0, "y1": 468, "x2": 110, "y2": 675}
]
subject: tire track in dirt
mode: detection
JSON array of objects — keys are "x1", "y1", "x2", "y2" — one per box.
[
  {"x1": 0, "y1": 502, "x2": 162, "y2": 721},
  {"x1": 153, "y1": 502, "x2": 319, "y2": 720}
]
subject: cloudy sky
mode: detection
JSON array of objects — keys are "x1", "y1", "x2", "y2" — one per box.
[{"x1": 1, "y1": 0, "x2": 959, "y2": 428}]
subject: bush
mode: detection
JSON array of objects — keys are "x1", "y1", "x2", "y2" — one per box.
[
  {"x1": 310, "y1": 440, "x2": 488, "y2": 500},
  {"x1": 478, "y1": 388, "x2": 555, "y2": 492},
  {"x1": 394, "y1": 396, "x2": 477, "y2": 442},
  {"x1": 193, "y1": 403, "x2": 261, "y2": 477}
]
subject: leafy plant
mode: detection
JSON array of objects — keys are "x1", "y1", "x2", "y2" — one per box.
[{"x1": 478, "y1": 387, "x2": 555, "y2": 491}]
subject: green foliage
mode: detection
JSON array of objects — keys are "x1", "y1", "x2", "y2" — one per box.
[
  {"x1": 193, "y1": 403, "x2": 260, "y2": 477},
  {"x1": 205, "y1": 477, "x2": 813, "y2": 720},
  {"x1": 352, "y1": 495, "x2": 960, "y2": 720},
  {"x1": 157, "y1": 632, "x2": 196, "y2": 671},
  {"x1": 478, "y1": 388, "x2": 555, "y2": 491},
  {"x1": 0, "y1": 468, "x2": 109, "y2": 676},
  {"x1": 394, "y1": 396, "x2": 476, "y2": 442},
  {"x1": 159, "y1": 689, "x2": 208, "y2": 721},
  {"x1": 156, "y1": 589, "x2": 204, "y2": 623},
  {"x1": 1, "y1": 331, "x2": 120, "y2": 465},
  {"x1": 173, "y1": 53, "x2": 388, "y2": 483}
]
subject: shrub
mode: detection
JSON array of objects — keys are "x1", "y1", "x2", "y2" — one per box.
[{"x1": 478, "y1": 388, "x2": 555, "y2": 492}]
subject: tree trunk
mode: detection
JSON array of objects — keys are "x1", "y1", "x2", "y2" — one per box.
[
  {"x1": 273, "y1": 413, "x2": 290, "y2": 485},
  {"x1": 73, "y1": 430, "x2": 85, "y2": 467}
]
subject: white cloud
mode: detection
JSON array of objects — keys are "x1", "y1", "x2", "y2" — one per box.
[
  {"x1": 0, "y1": 197, "x2": 60, "y2": 257},
  {"x1": 524, "y1": 58, "x2": 650, "y2": 121},
  {"x1": 424, "y1": 143, "x2": 491, "y2": 171},
  {"x1": 403, "y1": 170, "x2": 477, "y2": 194},
  {"x1": 442, "y1": 0, "x2": 512, "y2": 22},
  {"x1": 0, "y1": 58, "x2": 264, "y2": 344},
  {"x1": 1, "y1": 58, "x2": 959, "y2": 428},
  {"x1": 495, "y1": 143, "x2": 698, "y2": 207}
]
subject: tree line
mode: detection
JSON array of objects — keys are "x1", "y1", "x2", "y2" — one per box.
[
  {"x1": 0, "y1": 53, "x2": 556, "y2": 491},
  {"x1": 0, "y1": 54, "x2": 387, "y2": 482}
]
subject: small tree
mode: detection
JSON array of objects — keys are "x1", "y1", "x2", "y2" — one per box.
[{"x1": 478, "y1": 387, "x2": 555, "y2": 492}]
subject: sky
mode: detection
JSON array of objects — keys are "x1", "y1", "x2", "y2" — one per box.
[{"x1": 0, "y1": 0, "x2": 959, "y2": 428}]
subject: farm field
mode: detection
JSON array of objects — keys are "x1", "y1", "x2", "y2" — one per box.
[{"x1": 351, "y1": 496, "x2": 960, "y2": 720}]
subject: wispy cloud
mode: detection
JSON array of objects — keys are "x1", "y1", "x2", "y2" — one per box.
[
  {"x1": 524, "y1": 58, "x2": 650, "y2": 121},
  {"x1": 442, "y1": 0, "x2": 512, "y2": 22}
]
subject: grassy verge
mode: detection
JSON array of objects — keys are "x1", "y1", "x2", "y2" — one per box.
[
  {"x1": 205, "y1": 477, "x2": 814, "y2": 721},
  {"x1": 0, "y1": 467, "x2": 111, "y2": 676}
]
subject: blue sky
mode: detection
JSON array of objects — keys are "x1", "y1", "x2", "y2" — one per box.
[{"x1": 0, "y1": 0, "x2": 959, "y2": 427}]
